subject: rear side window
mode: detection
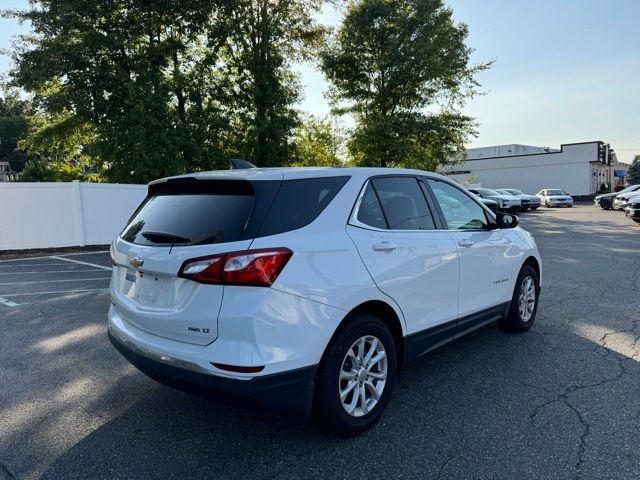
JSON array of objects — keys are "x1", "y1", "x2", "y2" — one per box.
[
  {"x1": 356, "y1": 183, "x2": 387, "y2": 229},
  {"x1": 257, "y1": 176, "x2": 350, "y2": 237},
  {"x1": 370, "y1": 177, "x2": 435, "y2": 230},
  {"x1": 122, "y1": 180, "x2": 256, "y2": 246}
]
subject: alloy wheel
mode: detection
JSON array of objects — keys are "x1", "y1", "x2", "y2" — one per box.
[
  {"x1": 338, "y1": 335, "x2": 388, "y2": 417},
  {"x1": 518, "y1": 276, "x2": 536, "y2": 322}
]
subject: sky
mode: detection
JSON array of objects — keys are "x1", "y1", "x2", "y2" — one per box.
[{"x1": 2, "y1": 0, "x2": 639, "y2": 162}]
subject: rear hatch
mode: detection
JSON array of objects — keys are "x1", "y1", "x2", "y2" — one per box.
[{"x1": 110, "y1": 176, "x2": 281, "y2": 345}]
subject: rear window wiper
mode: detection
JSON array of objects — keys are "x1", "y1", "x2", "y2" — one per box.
[{"x1": 141, "y1": 231, "x2": 191, "y2": 244}]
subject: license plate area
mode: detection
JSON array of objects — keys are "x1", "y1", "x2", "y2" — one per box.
[{"x1": 123, "y1": 269, "x2": 172, "y2": 307}]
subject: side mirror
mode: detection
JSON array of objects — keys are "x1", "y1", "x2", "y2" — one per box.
[{"x1": 496, "y1": 213, "x2": 519, "y2": 229}]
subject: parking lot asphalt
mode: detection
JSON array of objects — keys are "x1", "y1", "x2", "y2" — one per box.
[{"x1": 1, "y1": 204, "x2": 639, "y2": 480}]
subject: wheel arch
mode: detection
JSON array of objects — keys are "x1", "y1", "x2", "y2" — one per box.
[
  {"x1": 317, "y1": 300, "x2": 406, "y2": 374},
  {"x1": 522, "y1": 256, "x2": 541, "y2": 286}
]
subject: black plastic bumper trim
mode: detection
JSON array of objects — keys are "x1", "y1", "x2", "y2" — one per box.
[{"x1": 108, "y1": 330, "x2": 316, "y2": 416}]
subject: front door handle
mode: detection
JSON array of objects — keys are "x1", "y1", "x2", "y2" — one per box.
[
  {"x1": 458, "y1": 239, "x2": 474, "y2": 248},
  {"x1": 372, "y1": 241, "x2": 398, "y2": 252}
]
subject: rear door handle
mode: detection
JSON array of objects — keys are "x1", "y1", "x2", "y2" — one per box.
[
  {"x1": 457, "y1": 239, "x2": 474, "y2": 248},
  {"x1": 372, "y1": 242, "x2": 398, "y2": 252}
]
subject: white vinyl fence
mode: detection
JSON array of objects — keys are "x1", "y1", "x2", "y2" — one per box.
[{"x1": 0, "y1": 181, "x2": 147, "y2": 251}]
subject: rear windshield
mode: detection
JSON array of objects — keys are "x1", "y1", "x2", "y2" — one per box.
[
  {"x1": 121, "y1": 180, "x2": 255, "y2": 246},
  {"x1": 121, "y1": 176, "x2": 350, "y2": 246}
]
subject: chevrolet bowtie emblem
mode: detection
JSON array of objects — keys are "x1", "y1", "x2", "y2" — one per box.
[{"x1": 129, "y1": 257, "x2": 144, "y2": 268}]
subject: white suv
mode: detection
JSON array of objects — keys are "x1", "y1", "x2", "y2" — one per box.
[{"x1": 108, "y1": 167, "x2": 542, "y2": 434}]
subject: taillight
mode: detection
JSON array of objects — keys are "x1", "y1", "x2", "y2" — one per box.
[{"x1": 178, "y1": 248, "x2": 293, "y2": 287}]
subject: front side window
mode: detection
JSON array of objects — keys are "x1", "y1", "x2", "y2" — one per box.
[{"x1": 427, "y1": 180, "x2": 489, "y2": 230}]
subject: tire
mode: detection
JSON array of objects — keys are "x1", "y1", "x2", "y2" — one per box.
[
  {"x1": 315, "y1": 314, "x2": 397, "y2": 436},
  {"x1": 545, "y1": 201, "x2": 552, "y2": 208},
  {"x1": 567, "y1": 205, "x2": 573, "y2": 208},
  {"x1": 531, "y1": 206, "x2": 539, "y2": 210},
  {"x1": 499, "y1": 265, "x2": 539, "y2": 333}
]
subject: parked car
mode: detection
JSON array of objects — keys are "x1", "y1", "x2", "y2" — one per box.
[
  {"x1": 468, "y1": 187, "x2": 522, "y2": 213},
  {"x1": 594, "y1": 185, "x2": 640, "y2": 210},
  {"x1": 495, "y1": 189, "x2": 539, "y2": 211},
  {"x1": 613, "y1": 189, "x2": 640, "y2": 211},
  {"x1": 108, "y1": 167, "x2": 542, "y2": 435},
  {"x1": 480, "y1": 198, "x2": 499, "y2": 214},
  {"x1": 624, "y1": 194, "x2": 640, "y2": 222},
  {"x1": 536, "y1": 189, "x2": 573, "y2": 208}
]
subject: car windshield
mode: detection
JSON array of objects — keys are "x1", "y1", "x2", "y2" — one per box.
[
  {"x1": 506, "y1": 189, "x2": 524, "y2": 195},
  {"x1": 546, "y1": 189, "x2": 568, "y2": 196},
  {"x1": 619, "y1": 184, "x2": 640, "y2": 193},
  {"x1": 495, "y1": 189, "x2": 512, "y2": 196},
  {"x1": 474, "y1": 188, "x2": 500, "y2": 196}
]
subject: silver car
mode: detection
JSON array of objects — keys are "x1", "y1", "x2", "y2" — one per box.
[
  {"x1": 536, "y1": 189, "x2": 573, "y2": 208},
  {"x1": 496, "y1": 189, "x2": 541, "y2": 211}
]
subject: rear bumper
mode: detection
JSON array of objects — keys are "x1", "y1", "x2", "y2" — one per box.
[{"x1": 109, "y1": 328, "x2": 316, "y2": 415}]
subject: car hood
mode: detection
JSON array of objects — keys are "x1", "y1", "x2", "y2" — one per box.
[
  {"x1": 595, "y1": 192, "x2": 618, "y2": 200},
  {"x1": 617, "y1": 192, "x2": 640, "y2": 200}
]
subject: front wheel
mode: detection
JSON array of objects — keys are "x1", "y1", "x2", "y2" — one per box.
[
  {"x1": 531, "y1": 206, "x2": 539, "y2": 210},
  {"x1": 499, "y1": 265, "x2": 539, "y2": 332},
  {"x1": 315, "y1": 314, "x2": 397, "y2": 436}
]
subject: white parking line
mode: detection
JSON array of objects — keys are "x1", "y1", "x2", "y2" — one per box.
[
  {"x1": 0, "y1": 296, "x2": 19, "y2": 307},
  {"x1": 0, "y1": 263, "x2": 73, "y2": 268},
  {"x1": 49, "y1": 256, "x2": 112, "y2": 271},
  {"x1": 0, "y1": 277, "x2": 111, "y2": 286},
  {"x1": 1, "y1": 288, "x2": 110, "y2": 298},
  {"x1": 0, "y1": 269, "x2": 100, "y2": 275},
  {"x1": 0, "y1": 251, "x2": 109, "y2": 263}
]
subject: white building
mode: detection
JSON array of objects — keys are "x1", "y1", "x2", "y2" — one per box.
[{"x1": 443, "y1": 141, "x2": 616, "y2": 196}]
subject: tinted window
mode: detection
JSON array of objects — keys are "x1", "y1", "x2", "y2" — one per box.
[
  {"x1": 122, "y1": 183, "x2": 255, "y2": 246},
  {"x1": 546, "y1": 189, "x2": 568, "y2": 195},
  {"x1": 356, "y1": 183, "x2": 387, "y2": 229},
  {"x1": 427, "y1": 180, "x2": 489, "y2": 230},
  {"x1": 371, "y1": 177, "x2": 435, "y2": 230},
  {"x1": 258, "y1": 176, "x2": 349, "y2": 237},
  {"x1": 474, "y1": 187, "x2": 500, "y2": 196}
]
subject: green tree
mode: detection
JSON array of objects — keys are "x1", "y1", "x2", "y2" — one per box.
[
  {"x1": 5, "y1": 0, "x2": 225, "y2": 183},
  {"x1": 321, "y1": 0, "x2": 491, "y2": 170},
  {"x1": 219, "y1": 0, "x2": 327, "y2": 167},
  {"x1": 291, "y1": 115, "x2": 345, "y2": 166},
  {"x1": 0, "y1": 88, "x2": 33, "y2": 172},
  {"x1": 627, "y1": 156, "x2": 640, "y2": 186}
]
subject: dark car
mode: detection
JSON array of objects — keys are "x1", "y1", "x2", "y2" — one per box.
[
  {"x1": 480, "y1": 198, "x2": 499, "y2": 214},
  {"x1": 624, "y1": 195, "x2": 640, "y2": 223},
  {"x1": 594, "y1": 185, "x2": 640, "y2": 210}
]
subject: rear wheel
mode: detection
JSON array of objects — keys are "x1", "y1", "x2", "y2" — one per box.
[
  {"x1": 316, "y1": 314, "x2": 397, "y2": 436},
  {"x1": 499, "y1": 265, "x2": 539, "y2": 332}
]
